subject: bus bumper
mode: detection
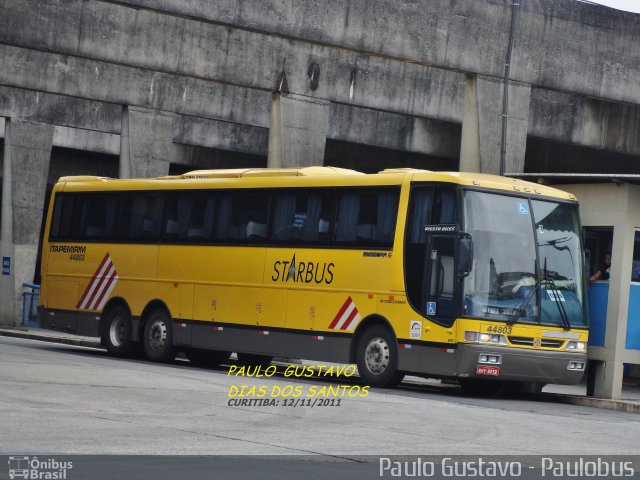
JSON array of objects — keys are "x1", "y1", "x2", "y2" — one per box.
[{"x1": 456, "y1": 344, "x2": 586, "y2": 385}]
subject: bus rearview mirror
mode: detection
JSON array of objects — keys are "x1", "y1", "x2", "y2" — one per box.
[{"x1": 457, "y1": 236, "x2": 473, "y2": 278}]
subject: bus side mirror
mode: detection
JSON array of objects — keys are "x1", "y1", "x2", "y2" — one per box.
[{"x1": 457, "y1": 235, "x2": 473, "y2": 278}]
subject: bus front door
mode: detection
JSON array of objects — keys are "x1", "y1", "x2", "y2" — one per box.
[{"x1": 423, "y1": 235, "x2": 457, "y2": 325}]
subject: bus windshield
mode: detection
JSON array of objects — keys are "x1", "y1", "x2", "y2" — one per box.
[{"x1": 462, "y1": 190, "x2": 586, "y2": 328}]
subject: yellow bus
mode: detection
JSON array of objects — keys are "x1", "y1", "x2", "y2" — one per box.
[{"x1": 39, "y1": 167, "x2": 588, "y2": 391}]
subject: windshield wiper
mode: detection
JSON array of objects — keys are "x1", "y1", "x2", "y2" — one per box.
[
  {"x1": 508, "y1": 259, "x2": 572, "y2": 330},
  {"x1": 545, "y1": 275, "x2": 571, "y2": 331},
  {"x1": 508, "y1": 278, "x2": 540, "y2": 326},
  {"x1": 508, "y1": 261, "x2": 540, "y2": 326}
]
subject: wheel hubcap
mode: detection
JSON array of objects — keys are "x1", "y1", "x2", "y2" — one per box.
[
  {"x1": 148, "y1": 319, "x2": 167, "y2": 351},
  {"x1": 109, "y1": 316, "x2": 125, "y2": 347},
  {"x1": 364, "y1": 337, "x2": 390, "y2": 374}
]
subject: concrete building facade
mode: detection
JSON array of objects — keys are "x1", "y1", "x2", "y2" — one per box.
[{"x1": 0, "y1": 1, "x2": 639, "y2": 396}]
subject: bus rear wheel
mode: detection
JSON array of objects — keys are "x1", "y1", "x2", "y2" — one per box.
[
  {"x1": 187, "y1": 349, "x2": 231, "y2": 368},
  {"x1": 142, "y1": 308, "x2": 175, "y2": 362},
  {"x1": 356, "y1": 325, "x2": 404, "y2": 388},
  {"x1": 102, "y1": 305, "x2": 135, "y2": 357}
]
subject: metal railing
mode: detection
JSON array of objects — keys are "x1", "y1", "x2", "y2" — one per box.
[{"x1": 21, "y1": 283, "x2": 40, "y2": 327}]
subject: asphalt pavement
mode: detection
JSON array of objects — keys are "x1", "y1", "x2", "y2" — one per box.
[{"x1": 3, "y1": 325, "x2": 640, "y2": 413}]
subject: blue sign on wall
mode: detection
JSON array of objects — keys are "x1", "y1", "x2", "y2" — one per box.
[{"x1": 2, "y1": 256, "x2": 10, "y2": 276}]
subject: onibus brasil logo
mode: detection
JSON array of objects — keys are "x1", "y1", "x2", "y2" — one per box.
[{"x1": 8, "y1": 456, "x2": 73, "y2": 479}]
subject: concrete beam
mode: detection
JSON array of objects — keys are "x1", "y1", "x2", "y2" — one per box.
[
  {"x1": 329, "y1": 104, "x2": 460, "y2": 159},
  {"x1": 529, "y1": 89, "x2": 640, "y2": 157},
  {"x1": 53, "y1": 126, "x2": 120, "y2": 155},
  {"x1": 112, "y1": 0, "x2": 640, "y2": 105},
  {"x1": 174, "y1": 105, "x2": 461, "y2": 161},
  {"x1": 460, "y1": 75, "x2": 531, "y2": 175},
  {"x1": 268, "y1": 93, "x2": 330, "y2": 168},
  {"x1": 0, "y1": 6, "x2": 467, "y2": 122},
  {"x1": 174, "y1": 115, "x2": 268, "y2": 157},
  {"x1": 0, "y1": 44, "x2": 274, "y2": 128},
  {"x1": 0, "y1": 85, "x2": 121, "y2": 134},
  {"x1": 2, "y1": 43, "x2": 639, "y2": 164}
]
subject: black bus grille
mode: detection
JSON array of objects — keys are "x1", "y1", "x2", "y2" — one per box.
[{"x1": 507, "y1": 336, "x2": 564, "y2": 348}]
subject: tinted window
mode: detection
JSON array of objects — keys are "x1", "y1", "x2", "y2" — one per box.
[
  {"x1": 270, "y1": 190, "x2": 333, "y2": 245},
  {"x1": 163, "y1": 192, "x2": 216, "y2": 242},
  {"x1": 51, "y1": 194, "x2": 80, "y2": 240},
  {"x1": 117, "y1": 193, "x2": 163, "y2": 241},
  {"x1": 215, "y1": 191, "x2": 270, "y2": 243},
  {"x1": 51, "y1": 193, "x2": 118, "y2": 241},
  {"x1": 333, "y1": 189, "x2": 399, "y2": 248},
  {"x1": 78, "y1": 194, "x2": 118, "y2": 240}
]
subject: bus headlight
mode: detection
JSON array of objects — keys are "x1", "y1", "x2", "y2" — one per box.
[
  {"x1": 464, "y1": 331, "x2": 507, "y2": 345},
  {"x1": 565, "y1": 341, "x2": 586, "y2": 352}
]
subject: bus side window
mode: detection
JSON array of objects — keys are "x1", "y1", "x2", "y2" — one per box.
[
  {"x1": 163, "y1": 193, "x2": 208, "y2": 242},
  {"x1": 270, "y1": 190, "x2": 333, "y2": 245},
  {"x1": 333, "y1": 188, "x2": 399, "y2": 248},
  {"x1": 50, "y1": 193, "x2": 80, "y2": 240},
  {"x1": 78, "y1": 194, "x2": 118, "y2": 240},
  {"x1": 185, "y1": 193, "x2": 215, "y2": 241},
  {"x1": 122, "y1": 193, "x2": 163, "y2": 241},
  {"x1": 215, "y1": 192, "x2": 269, "y2": 244}
]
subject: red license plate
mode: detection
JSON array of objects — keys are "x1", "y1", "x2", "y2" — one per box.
[{"x1": 476, "y1": 365, "x2": 500, "y2": 376}]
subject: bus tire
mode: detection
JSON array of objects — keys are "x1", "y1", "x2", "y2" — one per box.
[
  {"x1": 237, "y1": 353, "x2": 273, "y2": 367},
  {"x1": 102, "y1": 305, "x2": 135, "y2": 357},
  {"x1": 187, "y1": 349, "x2": 231, "y2": 368},
  {"x1": 142, "y1": 308, "x2": 175, "y2": 362},
  {"x1": 355, "y1": 325, "x2": 404, "y2": 388}
]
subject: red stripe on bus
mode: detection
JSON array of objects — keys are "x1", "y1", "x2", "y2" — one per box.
[
  {"x1": 76, "y1": 253, "x2": 110, "y2": 308},
  {"x1": 91, "y1": 268, "x2": 117, "y2": 310},
  {"x1": 328, "y1": 296, "x2": 352, "y2": 329},
  {"x1": 85, "y1": 263, "x2": 113, "y2": 310},
  {"x1": 339, "y1": 306, "x2": 359, "y2": 330}
]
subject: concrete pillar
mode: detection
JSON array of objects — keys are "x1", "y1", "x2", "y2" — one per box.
[
  {"x1": 459, "y1": 74, "x2": 531, "y2": 175},
  {"x1": 119, "y1": 106, "x2": 131, "y2": 179},
  {"x1": 0, "y1": 118, "x2": 53, "y2": 326},
  {"x1": 590, "y1": 360, "x2": 624, "y2": 399},
  {"x1": 123, "y1": 106, "x2": 175, "y2": 178},
  {"x1": 268, "y1": 93, "x2": 330, "y2": 168},
  {"x1": 594, "y1": 219, "x2": 636, "y2": 398}
]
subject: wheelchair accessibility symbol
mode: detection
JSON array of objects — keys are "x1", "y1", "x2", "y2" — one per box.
[
  {"x1": 427, "y1": 302, "x2": 437, "y2": 316},
  {"x1": 518, "y1": 202, "x2": 529, "y2": 215}
]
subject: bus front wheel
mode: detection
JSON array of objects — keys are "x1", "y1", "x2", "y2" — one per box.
[
  {"x1": 102, "y1": 305, "x2": 135, "y2": 357},
  {"x1": 356, "y1": 325, "x2": 404, "y2": 388},
  {"x1": 142, "y1": 308, "x2": 175, "y2": 362}
]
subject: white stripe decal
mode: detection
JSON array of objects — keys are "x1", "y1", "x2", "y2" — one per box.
[
  {"x1": 79, "y1": 258, "x2": 113, "y2": 310},
  {"x1": 333, "y1": 302, "x2": 356, "y2": 330},
  {"x1": 343, "y1": 312, "x2": 362, "y2": 331},
  {"x1": 95, "y1": 273, "x2": 119, "y2": 311},
  {"x1": 87, "y1": 264, "x2": 116, "y2": 310}
]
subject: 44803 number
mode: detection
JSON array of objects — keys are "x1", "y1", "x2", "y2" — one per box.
[{"x1": 484, "y1": 325, "x2": 512, "y2": 335}]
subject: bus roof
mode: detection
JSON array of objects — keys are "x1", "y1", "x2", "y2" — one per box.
[{"x1": 57, "y1": 167, "x2": 576, "y2": 201}]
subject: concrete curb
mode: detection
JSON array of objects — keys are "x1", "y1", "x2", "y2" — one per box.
[
  {"x1": 537, "y1": 392, "x2": 640, "y2": 414},
  {"x1": 2, "y1": 328, "x2": 639, "y2": 413},
  {"x1": 0, "y1": 328, "x2": 102, "y2": 349}
]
